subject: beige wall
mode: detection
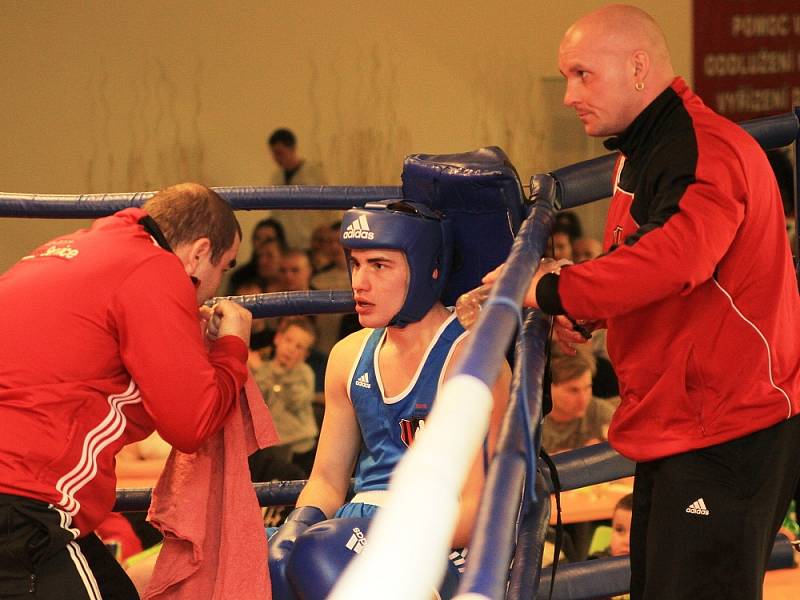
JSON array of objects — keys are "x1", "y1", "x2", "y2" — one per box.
[{"x1": 0, "y1": 1, "x2": 691, "y2": 273}]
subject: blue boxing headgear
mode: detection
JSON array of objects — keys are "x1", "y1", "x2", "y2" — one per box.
[{"x1": 340, "y1": 200, "x2": 452, "y2": 328}]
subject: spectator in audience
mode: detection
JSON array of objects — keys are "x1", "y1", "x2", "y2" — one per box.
[
  {"x1": 250, "y1": 317, "x2": 319, "y2": 478},
  {"x1": 589, "y1": 493, "x2": 633, "y2": 560},
  {"x1": 267, "y1": 127, "x2": 340, "y2": 249},
  {"x1": 555, "y1": 210, "x2": 584, "y2": 240},
  {"x1": 275, "y1": 249, "x2": 329, "y2": 406},
  {"x1": 573, "y1": 236, "x2": 603, "y2": 263},
  {"x1": 231, "y1": 277, "x2": 276, "y2": 359},
  {"x1": 279, "y1": 248, "x2": 314, "y2": 292},
  {"x1": 542, "y1": 352, "x2": 615, "y2": 454},
  {"x1": 610, "y1": 494, "x2": 633, "y2": 557},
  {"x1": 310, "y1": 222, "x2": 352, "y2": 354},
  {"x1": 550, "y1": 224, "x2": 575, "y2": 261},
  {"x1": 240, "y1": 253, "x2": 328, "y2": 412},
  {"x1": 255, "y1": 238, "x2": 284, "y2": 292},
  {"x1": 541, "y1": 352, "x2": 617, "y2": 565},
  {"x1": 268, "y1": 128, "x2": 326, "y2": 187},
  {"x1": 309, "y1": 222, "x2": 339, "y2": 273},
  {"x1": 229, "y1": 218, "x2": 287, "y2": 294}
]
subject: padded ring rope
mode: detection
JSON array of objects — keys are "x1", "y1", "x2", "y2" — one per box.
[
  {"x1": 536, "y1": 537, "x2": 795, "y2": 600},
  {"x1": 113, "y1": 479, "x2": 357, "y2": 512},
  {"x1": 209, "y1": 290, "x2": 356, "y2": 318},
  {"x1": 0, "y1": 185, "x2": 402, "y2": 218}
]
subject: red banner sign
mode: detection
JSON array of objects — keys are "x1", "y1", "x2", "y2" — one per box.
[{"x1": 693, "y1": 0, "x2": 800, "y2": 122}]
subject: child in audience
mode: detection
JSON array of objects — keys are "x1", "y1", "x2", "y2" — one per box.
[
  {"x1": 609, "y1": 493, "x2": 633, "y2": 557},
  {"x1": 250, "y1": 316, "x2": 319, "y2": 477}
]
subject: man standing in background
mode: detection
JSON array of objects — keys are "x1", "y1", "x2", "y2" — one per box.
[{"x1": 267, "y1": 128, "x2": 339, "y2": 249}]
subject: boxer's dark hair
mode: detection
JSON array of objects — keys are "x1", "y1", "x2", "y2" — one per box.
[{"x1": 143, "y1": 183, "x2": 241, "y2": 264}]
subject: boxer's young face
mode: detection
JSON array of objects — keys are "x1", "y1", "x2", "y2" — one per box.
[{"x1": 348, "y1": 248, "x2": 409, "y2": 329}]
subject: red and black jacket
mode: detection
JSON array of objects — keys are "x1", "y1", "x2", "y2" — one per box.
[{"x1": 538, "y1": 77, "x2": 800, "y2": 462}]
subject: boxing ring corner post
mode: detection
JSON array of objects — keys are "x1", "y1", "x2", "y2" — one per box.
[{"x1": 455, "y1": 307, "x2": 552, "y2": 600}]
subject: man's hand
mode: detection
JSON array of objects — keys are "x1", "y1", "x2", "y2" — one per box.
[
  {"x1": 482, "y1": 258, "x2": 572, "y2": 309},
  {"x1": 199, "y1": 299, "x2": 252, "y2": 345},
  {"x1": 553, "y1": 314, "x2": 592, "y2": 355}
]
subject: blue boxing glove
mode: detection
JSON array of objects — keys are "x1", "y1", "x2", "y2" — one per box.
[
  {"x1": 268, "y1": 506, "x2": 327, "y2": 600},
  {"x1": 287, "y1": 517, "x2": 372, "y2": 600}
]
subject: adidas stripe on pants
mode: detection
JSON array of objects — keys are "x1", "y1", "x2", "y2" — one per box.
[{"x1": 0, "y1": 494, "x2": 139, "y2": 599}]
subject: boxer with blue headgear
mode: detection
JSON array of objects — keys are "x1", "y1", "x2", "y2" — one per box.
[
  {"x1": 339, "y1": 199, "x2": 452, "y2": 327},
  {"x1": 267, "y1": 198, "x2": 509, "y2": 600}
]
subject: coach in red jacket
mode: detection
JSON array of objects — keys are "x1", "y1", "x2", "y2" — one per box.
[
  {"x1": 0, "y1": 183, "x2": 252, "y2": 599},
  {"x1": 495, "y1": 5, "x2": 800, "y2": 600}
]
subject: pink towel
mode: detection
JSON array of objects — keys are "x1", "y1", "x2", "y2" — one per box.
[{"x1": 144, "y1": 376, "x2": 279, "y2": 599}]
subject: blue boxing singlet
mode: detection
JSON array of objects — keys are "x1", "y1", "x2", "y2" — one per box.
[{"x1": 346, "y1": 312, "x2": 466, "y2": 494}]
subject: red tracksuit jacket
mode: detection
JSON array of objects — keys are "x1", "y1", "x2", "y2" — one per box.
[{"x1": 0, "y1": 208, "x2": 247, "y2": 535}]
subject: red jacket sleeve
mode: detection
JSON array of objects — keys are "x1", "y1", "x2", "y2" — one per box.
[
  {"x1": 557, "y1": 140, "x2": 746, "y2": 321},
  {"x1": 111, "y1": 253, "x2": 248, "y2": 453}
]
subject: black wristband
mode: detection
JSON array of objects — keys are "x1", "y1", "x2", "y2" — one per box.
[{"x1": 536, "y1": 273, "x2": 565, "y2": 316}]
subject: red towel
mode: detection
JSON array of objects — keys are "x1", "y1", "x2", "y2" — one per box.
[{"x1": 143, "y1": 376, "x2": 278, "y2": 599}]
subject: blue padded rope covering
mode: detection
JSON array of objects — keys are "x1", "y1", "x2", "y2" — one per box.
[
  {"x1": 114, "y1": 480, "x2": 308, "y2": 512},
  {"x1": 548, "y1": 154, "x2": 617, "y2": 211},
  {"x1": 114, "y1": 479, "x2": 358, "y2": 512},
  {"x1": 535, "y1": 535, "x2": 795, "y2": 599},
  {"x1": 740, "y1": 111, "x2": 800, "y2": 151},
  {"x1": 457, "y1": 453, "x2": 526, "y2": 599},
  {"x1": 208, "y1": 290, "x2": 355, "y2": 318},
  {"x1": 518, "y1": 309, "x2": 552, "y2": 488},
  {"x1": 0, "y1": 185, "x2": 402, "y2": 218},
  {"x1": 457, "y1": 315, "x2": 549, "y2": 598},
  {"x1": 541, "y1": 442, "x2": 635, "y2": 493},
  {"x1": 551, "y1": 110, "x2": 800, "y2": 210},
  {"x1": 507, "y1": 470, "x2": 552, "y2": 600},
  {"x1": 768, "y1": 534, "x2": 796, "y2": 570},
  {"x1": 537, "y1": 555, "x2": 631, "y2": 600}
]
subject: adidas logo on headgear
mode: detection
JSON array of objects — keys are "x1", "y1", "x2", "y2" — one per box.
[{"x1": 342, "y1": 215, "x2": 375, "y2": 240}]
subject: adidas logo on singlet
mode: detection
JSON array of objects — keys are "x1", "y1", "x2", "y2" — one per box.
[
  {"x1": 685, "y1": 497, "x2": 710, "y2": 516},
  {"x1": 342, "y1": 215, "x2": 374, "y2": 240},
  {"x1": 355, "y1": 372, "x2": 371, "y2": 389},
  {"x1": 345, "y1": 527, "x2": 367, "y2": 554}
]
